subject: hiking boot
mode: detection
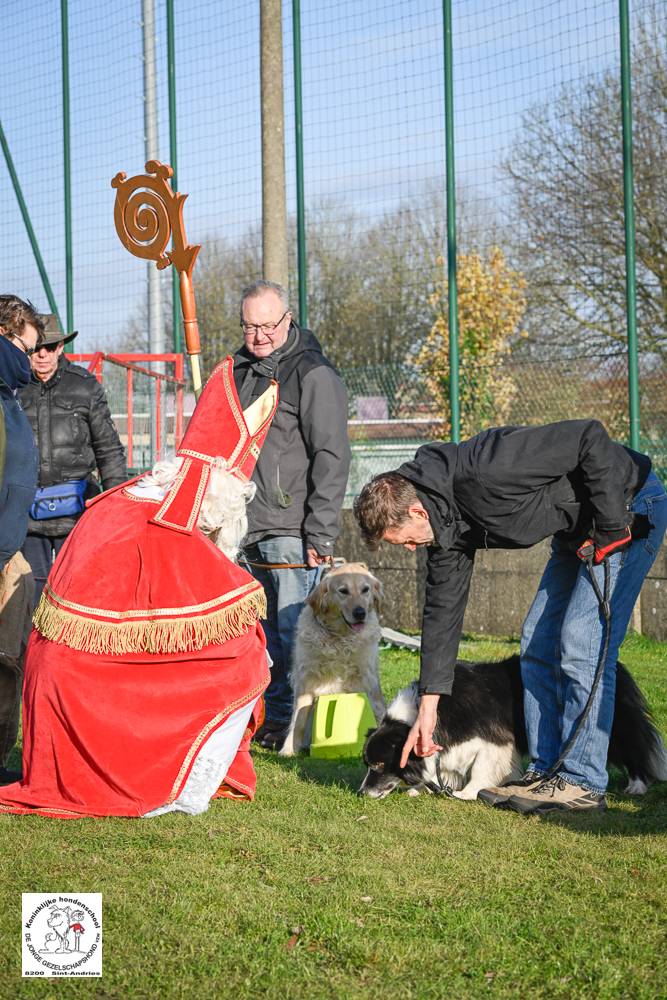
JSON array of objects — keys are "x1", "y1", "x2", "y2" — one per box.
[
  {"x1": 477, "y1": 771, "x2": 544, "y2": 807},
  {"x1": 506, "y1": 775, "x2": 607, "y2": 815},
  {"x1": 252, "y1": 720, "x2": 289, "y2": 751}
]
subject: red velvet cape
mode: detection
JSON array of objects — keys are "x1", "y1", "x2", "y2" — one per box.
[{"x1": 0, "y1": 486, "x2": 270, "y2": 819}]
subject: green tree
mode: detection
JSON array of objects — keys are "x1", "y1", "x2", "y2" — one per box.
[{"x1": 417, "y1": 247, "x2": 526, "y2": 438}]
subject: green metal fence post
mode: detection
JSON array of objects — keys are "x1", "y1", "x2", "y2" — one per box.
[
  {"x1": 0, "y1": 119, "x2": 63, "y2": 330},
  {"x1": 61, "y1": 0, "x2": 73, "y2": 334},
  {"x1": 619, "y1": 0, "x2": 640, "y2": 450},
  {"x1": 292, "y1": 0, "x2": 308, "y2": 327},
  {"x1": 443, "y1": 0, "x2": 459, "y2": 442},
  {"x1": 166, "y1": 0, "x2": 182, "y2": 354}
]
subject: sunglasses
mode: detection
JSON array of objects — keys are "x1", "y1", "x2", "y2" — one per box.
[{"x1": 8, "y1": 332, "x2": 36, "y2": 357}]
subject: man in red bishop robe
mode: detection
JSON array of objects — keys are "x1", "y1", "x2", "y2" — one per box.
[{"x1": 0, "y1": 358, "x2": 278, "y2": 818}]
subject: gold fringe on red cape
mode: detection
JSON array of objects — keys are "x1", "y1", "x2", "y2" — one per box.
[{"x1": 32, "y1": 586, "x2": 267, "y2": 656}]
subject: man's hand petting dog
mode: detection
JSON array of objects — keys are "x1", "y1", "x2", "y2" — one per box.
[{"x1": 400, "y1": 693, "x2": 443, "y2": 767}]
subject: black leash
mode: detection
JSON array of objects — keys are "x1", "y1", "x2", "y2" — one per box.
[
  {"x1": 423, "y1": 556, "x2": 612, "y2": 796},
  {"x1": 542, "y1": 556, "x2": 612, "y2": 781},
  {"x1": 422, "y1": 752, "x2": 455, "y2": 797}
]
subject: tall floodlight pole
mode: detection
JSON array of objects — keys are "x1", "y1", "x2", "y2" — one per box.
[
  {"x1": 443, "y1": 0, "x2": 459, "y2": 442},
  {"x1": 619, "y1": 0, "x2": 640, "y2": 450},
  {"x1": 142, "y1": 0, "x2": 164, "y2": 356},
  {"x1": 292, "y1": 0, "x2": 307, "y2": 326},
  {"x1": 166, "y1": 0, "x2": 181, "y2": 354},
  {"x1": 61, "y1": 0, "x2": 73, "y2": 334},
  {"x1": 260, "y1": 0, "x2": 289, "y2": 288}
]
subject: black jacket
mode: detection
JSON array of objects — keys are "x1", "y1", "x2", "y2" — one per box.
[
  {"x1": 396, "y1": 420, "x2": 652, "y2": 696},
  {"x1": 20, "y1": 357, "x2": 127, "y2": 537},
  {"x1": 233, "y1": 324, "x2": 351, "y2": 554},
  {"x1": 0, "y1": 337, "x2": 38, "y2": 568}
]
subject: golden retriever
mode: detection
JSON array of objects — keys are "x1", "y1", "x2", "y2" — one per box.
[{"x1": 279, "y1": 562, "x2": 386, "y2": 756}]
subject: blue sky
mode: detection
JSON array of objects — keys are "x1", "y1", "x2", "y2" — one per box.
[{"x1": 0, "y1": 0, "x2": 629, "y2": 351}]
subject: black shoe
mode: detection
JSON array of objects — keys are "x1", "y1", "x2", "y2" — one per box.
[
  {"x1": 477, "y1": 771, "x2": 544, "y2": 807},
  {"x1": 0, "y1": 767, "x2": 22, "y2": 786},
  {"x1": 259, "y1": 726, "x2": 289, "y2": 751},
  {"x1": 252, "y1": 721, "x2": 289, "y2": 751}
]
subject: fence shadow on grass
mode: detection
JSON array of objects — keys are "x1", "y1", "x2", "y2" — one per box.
[{"x1": 258, "y1": 748, "x2": 367, "y2": 794}]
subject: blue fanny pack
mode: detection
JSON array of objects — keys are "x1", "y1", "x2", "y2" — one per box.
[{"x1": 30, "y1": 479, "x2": 88, "y2": 520}]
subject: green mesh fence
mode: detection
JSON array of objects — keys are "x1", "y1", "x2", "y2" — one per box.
[
  {"x1": 340, "y1": 352, "x2": 667, "y2": 504},
  {"x1": 69, "y1": 354, "x2": 185, "y2": 475},
  {"x1": 1, "y1": 1, "x2": 665, "y2": 490}
]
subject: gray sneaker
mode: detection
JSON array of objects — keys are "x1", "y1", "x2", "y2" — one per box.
[
  {"x1": 477, "y1": 770, "x2": 544, "y2": 807},
  {"x1": 506, "y1": 775, "x2": 607, "y2": 815}
]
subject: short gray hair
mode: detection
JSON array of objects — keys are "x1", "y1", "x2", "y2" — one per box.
[{"x1": 239, "y1": 280, "x2": 290, "y2": 320}]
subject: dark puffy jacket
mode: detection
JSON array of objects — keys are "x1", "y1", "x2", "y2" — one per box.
[
  {"x1": 0, "y1": 337, "x2": 38, "y2": 568},
  {"x1": 20, "y1": 357, "x2": 127, "y2": 537},
  {"x1": 233, "y1": 324, "x2": 351, "y2": 555},
  {"x1": 396, "y1": 420, "x2": 652, "y2": 696}
]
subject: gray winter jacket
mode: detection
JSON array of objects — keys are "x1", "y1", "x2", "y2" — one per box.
[{"x1": 233, "y1": 324, "x2": 351, "y2": 555}]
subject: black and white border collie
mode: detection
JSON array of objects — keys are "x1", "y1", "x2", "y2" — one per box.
[{"x1": 359, "y1": 656, "x2": 667, "y2": 800}]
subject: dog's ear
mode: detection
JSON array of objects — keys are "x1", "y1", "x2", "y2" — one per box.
[
  {"x1": 370, "y1": 574, "x2": 383, "y2": 614},
  {"x1": 306, "y1": 575, "x2": 329, "y2": 616},
  {"x1": 361, "y1": 727, "x2": 377, "y2": 761}
]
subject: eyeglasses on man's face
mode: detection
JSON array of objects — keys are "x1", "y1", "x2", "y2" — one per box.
[{"x1": 240, "y1": 309, "x2": 290, "y2": 337}]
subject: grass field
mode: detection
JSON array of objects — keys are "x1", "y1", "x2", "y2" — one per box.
[{"x1": 2, "y1": 633, "x2": 666, "y2": 999}]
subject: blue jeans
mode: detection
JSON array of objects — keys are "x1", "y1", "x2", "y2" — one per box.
[
  {"x1": 520, "y1": 471, "x2": 667, "y2": 794},
  {"x1": 241, "y1": 537, "x2": 323, "y2": 725}
]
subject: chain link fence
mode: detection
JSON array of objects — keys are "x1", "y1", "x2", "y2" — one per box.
[
  {"x1": 69, "y1": 353, "x2": 185, "y2": 475},
  {"x1": 1, "y1": 1, "x2": 666, "y2": 491},
  {"x1": 341, "y1": 354, "x2": 667, "y2": 504}
]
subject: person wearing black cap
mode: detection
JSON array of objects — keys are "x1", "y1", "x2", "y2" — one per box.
[{"x1": 20, "y1": 314, "x2": 127, "y2": 607}]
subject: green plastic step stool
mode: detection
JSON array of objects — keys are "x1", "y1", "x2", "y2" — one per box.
[{"x1": 309, "y1": 692, "x2": 376, "y2": 759}]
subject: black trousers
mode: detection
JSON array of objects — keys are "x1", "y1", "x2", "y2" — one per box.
[{"x1": 21, "y1": 534, "x2": 68, "y2": 611}]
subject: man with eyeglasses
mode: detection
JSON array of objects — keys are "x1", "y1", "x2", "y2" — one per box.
[
  {"x1": 233, "y1": 280, "x2": 351, "y2": 750},
  {"x1": 20, "y1": 314, "x2": 127, "y2": 608},
  {"x1": 0, "y1": 295, "x2": 42, "y2": 784}
]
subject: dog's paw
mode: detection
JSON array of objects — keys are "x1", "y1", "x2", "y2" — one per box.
[
  {"x1": 405, "y1": 787, "x2": 421, "y2": 797},
  {"x1": 452, "y1": 788, "x2": 482, "y2": 800}
]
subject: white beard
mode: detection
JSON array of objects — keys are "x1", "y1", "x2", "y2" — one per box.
[{"x1": 135, "y1": 456, "x2": 255, "y2": 562}]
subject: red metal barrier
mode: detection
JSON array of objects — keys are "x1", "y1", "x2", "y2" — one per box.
[{"x1": 68, "y1": 353, "x2": 186, "y2": 469}]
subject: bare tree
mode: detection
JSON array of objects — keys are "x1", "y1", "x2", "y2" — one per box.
[
  {"x1": 194, "y1": 231, "x2": 261, "y2": 374},
  {"x1": 113, "y1": 183, "x2": 499, "y2": 375},
  {"x1": 504, "y1": 6, "x2": 667, "y2": 361}
]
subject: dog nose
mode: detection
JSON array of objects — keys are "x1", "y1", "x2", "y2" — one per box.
[{"x1": 353, "y1": 606, "x2": 366, "y2": 621}]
